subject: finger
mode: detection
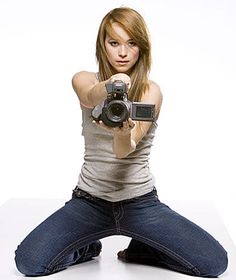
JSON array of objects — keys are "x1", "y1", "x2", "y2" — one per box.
[
  {"x1": 92, "y1": 120, "x2": 113, "y2": 132},
  {"x1": 127, "y1": 118, "x2": 135, "y2": 128},
  {"x1": 98, "y1": 120, "x2": 110, "y2": 130},
  {"x1": 122, "y1": 120, "x2": 129, "y2": 130},
  {"x1": 126, "y1": 82, "x2": 131, "y2": 91},
  {"x1": 99, "y1": 120, "x2": 114, "y2": 132}
]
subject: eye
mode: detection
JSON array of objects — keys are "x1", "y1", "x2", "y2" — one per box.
[
  {"x1": 128, "y1": 40, "x2": 137, "y2": 47},
  {"x1": 109, "y1": 40, "x2": 119, "y2": 47}
]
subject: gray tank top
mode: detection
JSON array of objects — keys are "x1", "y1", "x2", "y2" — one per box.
[{"x1": 77, "y1": 106, "x2": 157, "y2": 202}]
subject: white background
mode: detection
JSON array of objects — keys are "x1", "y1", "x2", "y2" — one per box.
[{"x1": 0, "y1": 0, "x2": 235, "y2": 244}]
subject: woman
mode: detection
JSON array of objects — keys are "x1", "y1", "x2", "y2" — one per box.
[{"x1": 15, "y1": 7, "x2": 228, "y2": 277}]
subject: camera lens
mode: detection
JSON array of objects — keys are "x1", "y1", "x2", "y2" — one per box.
[
  {"x1": 111, "y1": 104, "x2": 123, "y2": 117},
  {"x1": 106, "y1": 101, "x2": 129, "y2": 123}
]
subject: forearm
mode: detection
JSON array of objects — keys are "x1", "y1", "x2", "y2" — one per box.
[
  {"x1": 88, "y1": 81, "x2": 108, "y2": 107},
  {"x1": 112, "y1": 133, "x2": 136, "y2": 159}
]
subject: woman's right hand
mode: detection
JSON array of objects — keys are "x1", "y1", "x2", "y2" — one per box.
[{"x1": 108, "y1": 73, "x2": 131, "y2": 91}]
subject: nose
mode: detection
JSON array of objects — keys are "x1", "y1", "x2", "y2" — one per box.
[{"x1": 118, "y1": 45, "x2": 128, "y2": 58}]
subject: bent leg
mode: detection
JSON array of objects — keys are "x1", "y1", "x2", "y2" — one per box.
[
  {"x1": 121, "y1": 194, "x2": 228, "y2": 277},
  {"x1": 15, "y1": 196, "x2": 113, "y2": 276}
]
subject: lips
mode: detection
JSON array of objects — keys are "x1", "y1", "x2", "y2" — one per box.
[{"x1": 116, "y1": 60, "x2": 129, "y2": 65}]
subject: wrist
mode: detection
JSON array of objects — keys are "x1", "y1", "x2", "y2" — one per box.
[
  {"x1": 112, "y1": 132, "x2": 136, "y2": 159},
  {"x1": 113, "y1": 130, "x2": 131, "y2": 138}
]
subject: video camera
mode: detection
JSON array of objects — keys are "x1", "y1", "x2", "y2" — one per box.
[{"x1": 91, "y1": 80, "x2": 155, "y2": 127}]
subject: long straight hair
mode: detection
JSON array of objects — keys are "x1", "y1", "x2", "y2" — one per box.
[{"x1": 96, "y1": 7, "x2": 151, "y2": 102}]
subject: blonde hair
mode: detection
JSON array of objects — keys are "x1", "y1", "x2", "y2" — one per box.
[{"x1": 96, "y1": 7, "x2": 151, "y2": 102}]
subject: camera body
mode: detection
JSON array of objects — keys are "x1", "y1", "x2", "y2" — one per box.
[{"x1": 91, "y1": 80, "x2": 155, "y2": 127}]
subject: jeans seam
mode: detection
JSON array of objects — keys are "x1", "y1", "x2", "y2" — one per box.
[
  {"x1": 46, "y1": 229, "x2": 115, "y2": 273},
  {"x1": 164, "y1": 263, "x2": 198, "y2": 274},
  {"x1": 112, "y1": 203, "x2": 124, "y2": 234},
  {"x1": 120, "y1": 230, "x2": 201, "y2": 276}
]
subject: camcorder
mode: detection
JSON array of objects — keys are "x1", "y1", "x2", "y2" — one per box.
[{"x1": 91, "y1": 80, "x2": 155, "y2": 127}]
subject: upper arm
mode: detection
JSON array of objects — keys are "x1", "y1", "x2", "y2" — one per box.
[
  {"x1": 72, "y1": 71, "x2": 98, "y2": 108},
  {"x1": 131, "y1": 81, "x2": 163, "y2": 145}
]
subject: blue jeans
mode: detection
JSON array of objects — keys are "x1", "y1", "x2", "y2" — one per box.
[{"x1": 15, "y1": 188, "x2": 228, "y2": 277}]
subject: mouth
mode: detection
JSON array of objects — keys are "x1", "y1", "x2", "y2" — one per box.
[{"x1": 116, "y1": 60, "x2": 129, "y2": 65}]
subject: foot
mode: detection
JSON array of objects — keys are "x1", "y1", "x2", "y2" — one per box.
[
  {"x1": 117, "y1": 249, "x2": 128, "y2": 262},
  {"x1": 89, "y1": 240, "x2": 102, "y2": 257}
]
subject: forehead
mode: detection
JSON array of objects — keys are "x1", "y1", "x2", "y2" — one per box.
[{"x1": 106, "y1": 22, "x2": 131, "y2": 41}]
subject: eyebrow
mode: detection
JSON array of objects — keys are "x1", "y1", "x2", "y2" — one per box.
[{"x1": 106, "y1": 35, "x2": 134, "y2": 43}]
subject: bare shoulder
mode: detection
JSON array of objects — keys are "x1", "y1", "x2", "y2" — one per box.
[
  {"x1": 72, "y1": 71, "x2": 99, "y2": 106},
  {"x1": 142, "y1": 80, "x2": 163, "y2": 103},
  {"x1": 72, "y1": 71, "x2": 98, "y2": 89},
  {"x1": 140, "y1": 80, "x2": 163, "y2": 119},
  {"x1": 149, "y1": 80, "x2": 163, "y2": 99}
]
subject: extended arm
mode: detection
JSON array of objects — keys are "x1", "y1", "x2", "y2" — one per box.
[
  {"x1": 112, "y1": 81, "x2": 163, "y2": 158},
  {"x1": 72, "y1": 71, "x2": 107, "y2": 108},
  {"x1": 72, "y1": 71, "x2": 131, "y2": 108}
]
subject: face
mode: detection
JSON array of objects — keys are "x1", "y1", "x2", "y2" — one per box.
[{"x1": 105, "y1": 23, "x2": 140, "y2": 73}]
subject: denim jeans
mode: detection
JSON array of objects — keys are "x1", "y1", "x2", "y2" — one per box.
[{"x1": 15, "y1": 188, "x2": 228, "y2": 277}]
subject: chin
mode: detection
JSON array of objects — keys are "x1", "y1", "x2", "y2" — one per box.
[{"x1": 114, "y1": 66, "x2": 130, "y2": 73}]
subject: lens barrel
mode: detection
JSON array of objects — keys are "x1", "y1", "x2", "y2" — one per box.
[{"x1": 106, "y1": 100, "x2": 130, "y2": 123}]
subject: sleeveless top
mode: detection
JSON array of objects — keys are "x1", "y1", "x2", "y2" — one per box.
[{"x1": 76, "y1": 105, "x2": 158, "y2": 202}]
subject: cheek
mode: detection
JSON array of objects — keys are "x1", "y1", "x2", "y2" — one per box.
[
  {"x1": 132, "y1": 49, "x2": 140, "y2": 64},
  {"x1": 134, "y1": 51, "x2": 139, "y2": 61},
  {"x1": 106, "y1": 47, "x2": 116, "y2": 63},
  {"x1": 105, "y1": 43, "x2": 112, "y2": 58}
]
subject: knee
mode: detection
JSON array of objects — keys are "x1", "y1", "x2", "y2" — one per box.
[
  {"x1": 15, "y1": 244, "x2": 48, "y2": 276},
  {"x1": 198, "y1": 245, "x2": 228, "y2": 277},
  {"x1": 210, "y1": 250, "x2": 228, "y2": 277}
]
